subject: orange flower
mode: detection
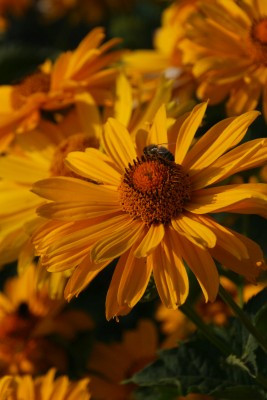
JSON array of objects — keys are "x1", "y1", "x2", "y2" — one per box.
[
  {"x1": 178, "y1": 0, "x2": 267, "y2": 119},
  {"x1": 31, "y1": 102, "x2": 267, "y2": 319},
  {"x1": 0, "y1": 27, "x2": 122, "y2": 150}
]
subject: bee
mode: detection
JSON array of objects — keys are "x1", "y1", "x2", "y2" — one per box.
[{"x1": 143, "y1": 144, "x2": 174, "y2": 161}]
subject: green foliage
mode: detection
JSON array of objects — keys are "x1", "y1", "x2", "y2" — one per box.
[{"x1": 126, "y1": 288, "x2": 267, "y2": 399}]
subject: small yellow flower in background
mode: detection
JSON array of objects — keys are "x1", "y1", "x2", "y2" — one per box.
[
  {"x1": 32, "y1": 102, "x2": 267, "y2": 319},
  {"x1": 0, "y1": 26, "x2": 122, "y2": 150},
  {"x1": 0, "y1": 368, "x2": 91, "y2": 399},
  {"x1": 0, "y1": 263, "x2": 93, "y2": 375},
  {"x1": 87, "y1": 319, "x2": 157, "y2": 400},
  {"x1": 123, "y1": 0, "x2": 197, "y2": 105},
  {"x1": 178, "y1": 0, "x2": 267, "y2": 119}
]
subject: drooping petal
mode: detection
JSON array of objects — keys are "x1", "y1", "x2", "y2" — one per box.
[
  {"x1": 91, "y1": 219, "x2": 145, "y2": 263},
  {"x1": 194, "y1": 215, "x2": 249, "y2": 260},
  {"x1": 117, "y1": 247, "x2": 153, "y2": 308},
  {"x1": 103, "y1": 118, "x2": 136, "y2": 172},
  {"x1": 171, "y1": 212, "x2": 216, "y2": 248},
  {"x1": 151, "y1": 227, "x2": 189, "y2": 308},
  {"x1": 64, "y1": 254, "x2": 109, "y2": 301},
  {"x1": 134, "y1": 224, "x2": 165, "y2": 258},
  {"x1": 209, "y1": 231, "x2": 265, "y2": 282},
  {"x1": 105, "y1": 252, "x2": 133, "y2": 320},
  {"x1": 175, "y1": 102, "x2": 207, "y2": 165},
  {"x1": 178, "y1": 235, "x2": 219, "y2": 302}
]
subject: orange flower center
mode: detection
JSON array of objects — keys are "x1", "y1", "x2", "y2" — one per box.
[
  {"x1": 250, "y1": 17, "x2": 267, "y2": 64},
  {"x1": 119, "y1": 151, "x2": 191, "y2": 225},
  {"x1": 11, "y1": 71, "x2": 51, "y2": 108},
  {"x1": 50, "y1": 133, "x2": 100, "y2": 177}
]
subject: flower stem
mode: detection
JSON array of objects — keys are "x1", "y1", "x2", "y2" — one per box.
[
  {"x1": 179, "y1": 302, "x2": 230, "y2": 356},
  {"x1": 218, "y1": 284, "x2": 267, "y2": 354}
]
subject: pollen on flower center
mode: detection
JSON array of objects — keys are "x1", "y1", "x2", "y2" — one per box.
[
  {"x1": 249, "y1": 17, "x2": 267, "y2": 64},
  {"x1": 11, "y1": 71, "x2": 51, "y2": 108},
  {"x1": 50, "y1": 133, "x2": 99, "y2": 177},
  {"x1": 118, "y1": 153, "x2": 191, "y2": 225}
]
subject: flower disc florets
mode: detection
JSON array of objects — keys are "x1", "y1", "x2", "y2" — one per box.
[
  {"x1": 249, "y1": 17, "x2": 267, "y2": 64},
  {"x1": 119, "y1": 151, "x2": 191, "y2": 225}
]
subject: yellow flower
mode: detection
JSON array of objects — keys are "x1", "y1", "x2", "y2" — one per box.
[
  {"x1": 179, "y1": 0, "x2": 267, "y2": 119},
  {"x1": 0, "y1": 93, "x2": 101, "y2": 297},
  {"x1": 32, "y1": 102, "x2": 267, "y2": 319},
  {"x1": 123, "y1": 0, "x2": 197, "y2": 105},
  {"x1": 0, "y1": 27, "x2": 122, "y2": 150},
  {"x1": 87, "y1": 319, "x2": 157, "y2": 400},
  {"x1": 0, "y1": 368, "x2": 91, "y2": 399},
  {"x1": 0, "y1": 94, "x2": 100, "y2": 261},
  {"x1": 0, "y1": 263, "x2": 93, "y2": 375}
]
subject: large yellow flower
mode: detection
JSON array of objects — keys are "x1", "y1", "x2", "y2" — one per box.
[
  {"x1": 32, "y1": 102, "x2": 267, "y2": 319},
  {"x1": 0, "y1": 368, "x2": 91, "y2": 399},
  {"x1": 0, "y1": 27, "x2": 122, "y2": 150},
  {"x1": 178, "y1": 0, "x2": 267, "y2": 118}
]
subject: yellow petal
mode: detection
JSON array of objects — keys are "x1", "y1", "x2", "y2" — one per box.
[
  {"x1": 37, "y1": 201, "x2": 121, "y2": 221},
  {"x1": 184, "y1": 110, "x2": 260, "y2": 171},
  {"x1": 103, "y1": 118, "x2": 136, "y2": 172},
  {"x1": 178, "y1": 235, "x2": 219, "y2": 302},
  {"x1": 134, "y1": 224, "x2": 165, "y2": 258},
  {"x1": 117, "y1": 248, "x2": 153, "y2": 308},
  {"x1": 151, "y1": 228, "x2": 189, "y2": 308},
  {"x1": 113, "y1": 73, "x2": 132, "y2": 127},
  {"x1": 147, "y1": 104, "x2": 168, "y2": 146},
  {"x1": 209, "y1": 231, "x2": 265, "y2": 282},
  {"x1": 187, "y1": 183, "x2": 267, "y2": 217},
  {"x1": 32, "y1": 176, "x2": 118, "y2": 202},
  {"x1": 91, "y1": 219, "x2": 145, "y2": 263},
  {"x1": 64, "y1": 255, "x2": 109, "y2": 300},
  {"x1": 175, "y1": 102, "x2": 207, "y2": 165},
  {"x1": 65, "y1": 150, "x2": 121, "y2": 185},
  {"x1": 172, "y1": 213, "x2": 216, "y2": 248},
  {"x1": 191, "y1": 138, "x2": 267, "y2": 189},
  {"x1": 74, "y1": 92, "x2": 101, "y2": 139}
]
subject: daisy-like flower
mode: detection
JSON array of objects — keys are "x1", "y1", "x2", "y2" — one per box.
[
  {"x1": 0, "y1": 368, "x2": 91, "y2": 399},
  {"x1": 0, "y1": 27, "x2": 122, "y2": 150},
  {"x1": 32, "y1": 102, "x2": 267, "y2": 319},
  {"x1": 178, "y1": 0, "x2": 267, "y2": 119},
  {"x1": 0, "y1": 93, "x2": 100, "y2": 265},
  {"x1": 0, "y1": 263, "x2": 93, "y2": 375}
]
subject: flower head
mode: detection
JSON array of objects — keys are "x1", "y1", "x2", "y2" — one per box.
[
  {"x1": 32, "y1": 102, "x2": 267, "y2": 319},
  {"x1": 178, "y1": 0, "x2": 267, "y2": 119},
  {"x1": 0, "y1": 27, "x2": 122, "y2": 149},
  {"x1": 0, "y1": 368, "x2": 91, "y2": 399}
]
